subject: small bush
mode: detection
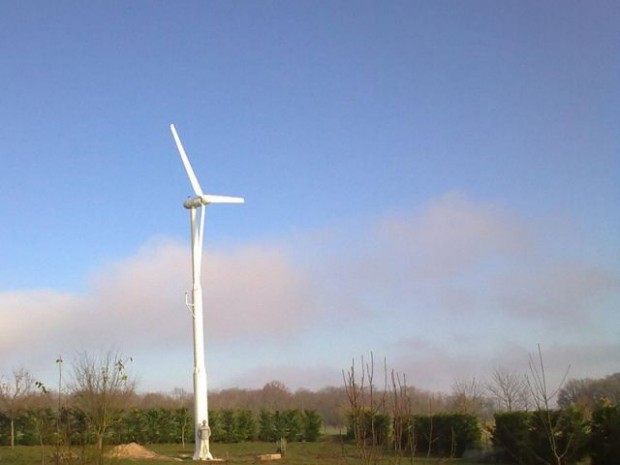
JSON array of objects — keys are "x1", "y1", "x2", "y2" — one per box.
[
  {"x1": 492, "y1": 411, "x2": 534, "y2": 464},
  {"x1": 302, "y1": 409, "x2": 322, "y2": 441},
  {"x1": 492, "y1": 409, "x2": 589, "y2": 465},
  {"x1": 590, "y1": 405, "x2": 620, "y2": 465},
  {"x1": 236, "y1": 409, "x2": 257, "y2": 441},
  {"x1": 346, "y1": 408, "x2": 391, "y2": 446},
  {"x1": 412, "y1": 413, "x2": 480, "y2": 458},
  {"x1": 258, "y1": 409, "x2": 276, "y2": 441}
]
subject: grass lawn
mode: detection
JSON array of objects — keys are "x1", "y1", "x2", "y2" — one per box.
[{"x1": 0, "y1": 439, "x2": 485, "y2": 465}]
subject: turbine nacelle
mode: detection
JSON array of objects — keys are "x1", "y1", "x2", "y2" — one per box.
[{"x1": 183, "y1": 194, "x2": 245, "y2": 209}]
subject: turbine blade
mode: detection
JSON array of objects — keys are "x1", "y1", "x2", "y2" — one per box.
[
  {"x1": 201, "y1": 195, "x2": 245, "y2": 204},
  {"x1": 170, "y1": 124, "x2": 204, "y2": 197}
]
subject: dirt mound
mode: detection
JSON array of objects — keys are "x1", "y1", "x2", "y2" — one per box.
[{"x1": 107, "y1": 443, "x2": 180, "y2": 461}]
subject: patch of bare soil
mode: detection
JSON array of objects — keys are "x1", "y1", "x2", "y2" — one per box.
[{"x1": 107, "y1": 443, "x2": 181, "y2": 461}]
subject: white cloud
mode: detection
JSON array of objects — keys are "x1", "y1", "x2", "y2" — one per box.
[
  {"x1": 82, "y1": 239, "x2": 318, "y2": 348},
  {"x1": 1, "y1": 191, "x2": 618, "y2": 393},
  {"x1": 0, "y1": 238, "x2": 318, "y2": 388},
  {"x1": 377, "y1": 191, "x2": 530, "y2": 278},
  {"x1": 202, "y1": 245, "x2": 317, "y2": 341},
  {"x1": 84, "y1": 237, "x2": 190, "y2": 347},
  {"x1": 495, "y1": 261, "x2": 620, "y2": 325},
  {"x1": 0, "y1": 289, "x2": 81, "y2": 353}
]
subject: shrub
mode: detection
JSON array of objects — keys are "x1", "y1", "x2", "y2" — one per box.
[
  {"x1": 219, "y1": 409, "x2": 239, "y2": 443},
  {"x1": 347, "y1": 408, "x2": 391, "y2": 446},
  {"x1": 530, "y1": 409, "x2": 588, "y2": 465},
  {"x1": 278, "y1": 409, "x2": 303, "y2": 441},
  {"x1": 492, "y1": 411, "x2": 534, "y2": 464},
  {"x1": 209, "y1": 410, "x2": 222, "y2": 442},
  {"x1": 258, "y1": 409, "x2": 276, "y2": 441},
  {"x1": 412, "y1": 413, "x2": 480, "y2": 458},
  {"x1": 0, "y1": 412, "x2": 8, "y2": 445},
  {"x1": 302, "y1": 409, "x2": 322, "y2": 441},
  {"x1": 492, "y1": 409, "x2": 589, "y2": 465},
  {"x1": 236, "y1": 409, "x2": 257, "y2": 441},
  {"x1": 590, "y1": 405, "x2": 620, "y2": 465}
]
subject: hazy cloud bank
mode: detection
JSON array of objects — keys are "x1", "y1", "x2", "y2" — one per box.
[{"x1": 1, "y1": 191, "x2": 617, "y2": 392}]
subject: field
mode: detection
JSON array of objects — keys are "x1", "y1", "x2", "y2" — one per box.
[{"x1": 0, "y1": 438, "x2": 483, "y2": 465}]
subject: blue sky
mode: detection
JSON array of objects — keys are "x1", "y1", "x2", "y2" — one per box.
[{"x1": 1, "y1": 1, "x2": 618, "y2": 395}]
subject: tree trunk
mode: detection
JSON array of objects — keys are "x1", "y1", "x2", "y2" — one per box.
[
  {"x1": 96, "y1": 433, "x2": 104, "y2": 465},
  {"x1": 10, "y1": 418, "x2": 15, "y2": 447}
]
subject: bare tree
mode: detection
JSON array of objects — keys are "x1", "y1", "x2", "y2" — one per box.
[
  {"x1": 526, "y1": 344, "x2": 572, "y2": 465},
  {"x1": 485, "y1": 367, "x2": 531, "y2": 411},
  {"x1": 390, "y1": 370, "x2": 414, "y2": 463},
  {"x1": 342, "y1": 353, "x2": 388, "y2": 465},
  {"x1": 558, "y1": 373, "x2": 620, "y2": 410},
  {"x1": 527, "y1": 346, "x2": 570, "y2": 411},
  {"x1": 450, "y1": 377, "x2": 486, "y2": 415},
  {"x1": 260, "y1": 381, "x2": 292, "y2": 410},
  {"x1": 70, "y1": 351, "x2": 135, "y2": 462},
  {"x1": 0, "y1": 368, "x2": 36, "y2": 447}
]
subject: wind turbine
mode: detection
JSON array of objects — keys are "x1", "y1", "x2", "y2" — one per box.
[{"x1": 170, "y1": 123, "x2": 244, "y2": 461}]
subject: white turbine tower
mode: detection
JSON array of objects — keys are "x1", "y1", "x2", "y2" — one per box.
[{"x1": 170, "y1": 123, "x2": 244, "y2": 461}]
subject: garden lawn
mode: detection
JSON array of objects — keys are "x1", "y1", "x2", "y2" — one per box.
[{"x1": 0, "y1": 440, "x2": 485, "y2": 465}]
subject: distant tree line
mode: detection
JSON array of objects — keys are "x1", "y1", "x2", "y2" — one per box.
[
  {"x1": 558, "y1": 373, "x2": 620, "y2": 410},
  {"x1": 1, "y1": 349, "x2": 619, "y2": 465}
]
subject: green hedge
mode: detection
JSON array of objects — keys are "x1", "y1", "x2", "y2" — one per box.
[
  {"x1": 0, "y1": 407, "x2": 92, "y2": 447},
  {"x1": 346, "y1": 411, "x2": 480, "y2": 458},
  {"x1": 346, "y1": 409, "x2": 391, "y2": 446},
  {"x1": 0, "y1": 407, "x2": 322, "y2": 446},
  {"x1": 492, "y1": 411, "x2": 532, "y2": 464},
  {"x1": 257, "y1": 409, "x2": 321, "y2": 442},
  {"x1": 590, "y1": 405, "x2": 620, "y2": 465},
  {"x1": 119, "y1": 407, "x2": 190, "y2": 444},
  {"x1": 208, "y1": 409, "x2": 256, "y2": 442},
  {"x1": 492, "y1": 409, "x2": 589, "y2": 465},
  {"x1": 401, "y1": 414, "x2": 480, "y2": 458}
]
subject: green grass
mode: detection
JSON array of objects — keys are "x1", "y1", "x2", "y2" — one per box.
[{"x1": 0, "y1": 440, "x2": 483, "y2": 465}]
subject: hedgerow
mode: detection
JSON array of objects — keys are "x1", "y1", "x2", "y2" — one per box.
[{"x1": 0, "y1": 407, "x2": 322, "y2": 446}]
